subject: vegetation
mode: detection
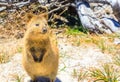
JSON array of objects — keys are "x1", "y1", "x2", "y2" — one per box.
[
  {"x1": 72, "y1": 69, "x2": 88, "y2": 82},
  {"x1": 90, "y1": 64, "x2": 120, "y2": 82},
  {"x1": 11, "y1": 74, "x2": 23, "y2": 82},
  {"x1": 15, "y1": 75, "x2": 23, "y2": 82},
  {"x1": 114, "y1": 55, "x2": 120, "y2": 66},
  {"x1": 65, "y1": 25, "x2": 88, "y2": 35},
  {"x1": 0, "y1": 1, "x2": 120, "y2": 82},
  {"x1": 0, "y1": 39, "x2": 23, "y2": 63},
  {"x1": 0, "y1": 53, "x2": 10, "y2": 63}
]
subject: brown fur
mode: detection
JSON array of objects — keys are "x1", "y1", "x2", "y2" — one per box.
[{"x1": 22, "y1": 13, "x2": 59, "y2": 82}]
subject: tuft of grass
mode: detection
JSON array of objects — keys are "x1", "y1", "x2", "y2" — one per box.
[
  {"x1": 11, "y1": 74, "x2": 23, "y2": 82},
  {"x1": 0, "y1": 39, "x2": 23, "y2": 64},
  {"x1": 90, "y1": 64, "x2": 120, "y2": 82},
  {"x1": 16, "y1": 75, "x2": 23, "y2": 82},
  {"x1": 66, "y1": 28, "x2": 80, "y2": 35},
  {"x1": 58, "y1": 53, "x2": 67, "y2": 72},
  {"x1": 88, "y1": 34, "x2": 118, "y2": 54},
  {"x1": 17, "y1": 46, "x2": 23, "y2": 53},
  {"x1": 72, "y1": 69, "x2": 88, "y2": 82},
  {"x1": 63, "y1": 30, "x2": 119, "y2": 55},
  {"x1": 97, "y1": 39, "x2": 107, "y2": 53},
  {"x1": 65, "y1": 25, "x2": 88, "y2": 35},
  {"x1": 114, "y1": 55, "x2": 120, "y2": 66},
  {"x1": 0, "y1": 53, "x2": 10, "y2": 63}
]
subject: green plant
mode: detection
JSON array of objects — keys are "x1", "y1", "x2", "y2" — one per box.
[
  {"x1": 17, "y1": 46, "x2": 23, "y2": 53},
  {"x1": 66, "y1": 27, "x2": 80, "y2": 35},
  {"x1": 16, "y1": 75, "x2": 22, "y2": 82},
  {"x1": 114, "y1": 55, "x2": 120, "y2": 66},
  {"x1": 0, "y1": 53, "x2": 10, "y2": 63},
  {"x1": 90, "y1": 36, "x2": 115, "y2": 54},
  {"x1": 65, "y1": 25, "x2": 88, "y2": 35},
  {"x1": 72, "y1": 69, "x2": 88, "y2": 82},
  {"x1": 11, "y1": 74, "x2": 23, "y2": 82},
  {"x1": 90, "y1": 64, "x2": 120, "y2": 82},
  {"x1": 97, "y1": 39, "x2": 106, "y2": 53},
  {"x1": 77, "y1": 25, "x2": 88, "y2": 33},
  {"x1": 59, "y1": 52, "x2": 68, "y2": 72}
]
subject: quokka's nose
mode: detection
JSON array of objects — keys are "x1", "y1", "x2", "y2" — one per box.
[{"x1": 42, "y1": 27, "x2": 47, "y2": 33}]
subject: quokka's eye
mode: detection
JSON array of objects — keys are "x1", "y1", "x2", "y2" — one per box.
[
  {"x1": 35, "y1": 24, "x2": 39, "y2": 26},
  {"x1": 45, "y1": 23, "x2": 48, "y2": 26}
]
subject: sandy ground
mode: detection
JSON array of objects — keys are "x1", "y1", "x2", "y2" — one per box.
[{"x1": 0, "y1": 36, "x2": 114, "y2": 82}]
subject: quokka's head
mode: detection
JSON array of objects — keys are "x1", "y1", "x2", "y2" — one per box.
[{"x1": 26, "y1": 13, "x2": 49, "y2": 35}]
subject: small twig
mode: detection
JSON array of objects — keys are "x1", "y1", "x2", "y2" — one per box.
[
  {"x1": 59, "y1": 7, "x2": 68, "y2": 15},
  {"x1": 48, "y1": 13, "x2": 54, "y2": 22},
  {"x1": 0, "y1": 0, "x2": 30, "y2": 12},
  {"x1": 0, "y1": 7, "x2": 6, "y2": 12},
  {"x1": 48, "y1": 3, "x2": 71, "y2": 14},
  {"x1": 54, "y1": 14, "x2": 68, "y2": 23},
  {"x1": 0, "y1": 2, "x2": 9, "y2": 6}
]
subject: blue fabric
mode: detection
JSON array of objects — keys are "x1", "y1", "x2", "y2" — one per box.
[
  {"x1": 105, "y1": 17, "x2": 120, "y2": 27},
  {"x1": 76, "y1": 1, "x2": 90, "y2": 8},
  {"x1": 30, "y1": 77, "x2": 61, "y2": 82}
]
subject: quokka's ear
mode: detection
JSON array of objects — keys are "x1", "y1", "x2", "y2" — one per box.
[
  {"x1": 40, "y1": 13, "x2": 48, "y2": 20},
  {"x1": 25, "y1": 13, "x2": 35, "y2": 23},
  {"x1": 26, "y1": 13, "x2": 34, "y2": 20}
]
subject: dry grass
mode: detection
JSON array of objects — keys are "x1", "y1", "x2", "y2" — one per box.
[
  {"x1": 62, "y1": 30, "x2": 120, "y2": 81},
  {"x1": 0, "y1": 39, "x2": 23, "y2": 64},
  {"x1": 72, "y1": 69, "x2": 88, "y2": 82},
  {"x1": 1, "y1": 3, "x2": 120, "y2": 81},
  {"x1": 10, "y1": 74, "x2": 23, "y2": 82},
  {"x1": 90, "y1": 64, "x2": 120, "y2": 82},
  {"x1": 114, "y1": 54, "x2": 120, "y2": 66},
  {"x1": 64, "y1": 29, "x2": 120, "y2": 55},
  {"x1": 0, "y1": 53, "x2": 10, "y2": 63},
  {"x1": 0, "y1": 21, "x2": 120, "y2": 81}
]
